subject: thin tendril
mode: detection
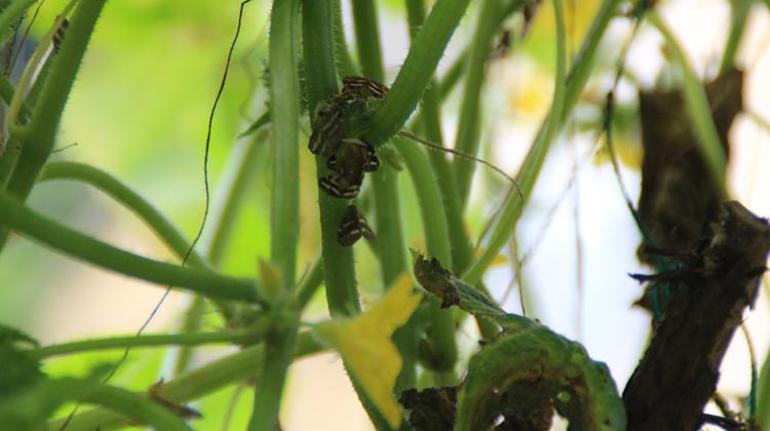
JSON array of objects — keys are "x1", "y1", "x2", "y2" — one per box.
[
  {"x1": 9, "y1": 0, "x2": 46, "y2": 74},
  {"x1": 397, "y1": 130, "x2": 524, "y2": 201},
  {"x1": 57, "y1": 1, "x2": 252, "y2": 428}
]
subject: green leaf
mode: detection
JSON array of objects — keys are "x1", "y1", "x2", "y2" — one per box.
[
  {"x1": 456, "y1": 327, "x2": 626, "y2": 431},
  {"x1": 413, "y1": 254, "x2": 626, "y2": 430}
]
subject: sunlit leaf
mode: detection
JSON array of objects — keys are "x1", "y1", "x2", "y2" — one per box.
[{"x1": 314, "y1": 274, "x2": 422, "y2": 429}]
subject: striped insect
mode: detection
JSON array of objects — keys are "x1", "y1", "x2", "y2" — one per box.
[
  {"x1": 337, "y1": 204, "x2": 375, "y2": 246},
  {"x1": 327, "y1": 138, "x2": 379, "y2": 173},
  {"x1": 308, "y1": 98, "x2": 345, "y2": 156},
  {"x1": 52, "y1": 18, "x2": 69, "y2": 54},
  {"x1": 319, "y1": 171, "x2": 363, "y2": 199},
  {"x1": 341, "y1": 76, "x2": 389, "y2": 100}
]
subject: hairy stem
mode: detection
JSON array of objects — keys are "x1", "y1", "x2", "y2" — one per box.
[
  {"x1": 268, "y1": 0, "x2": 301, "y2": 288},
  {"x1": 46, "y1": 334, "x2": 324, "y2": 431},
  {"x1": 39, "y1": 162, "x2": 208, "y2": 268},
  {"x1": 365, "y1": 0, "x2": 473, "y2": 146},
  {"x1": 0, "y1": 189, "x2": 259, "y2": 302},
  {"x1": 303, "y1": 0, "x2": 360, "y2": 317},
  {"x1": 453, "y1": 0, "x2": 503, "y2": 207}
]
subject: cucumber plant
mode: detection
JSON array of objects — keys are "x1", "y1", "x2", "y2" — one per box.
[{"x1": 0, "y1": 0, "x2": 766, "y2": 430}]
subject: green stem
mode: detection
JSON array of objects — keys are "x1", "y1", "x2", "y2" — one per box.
[
  {"x1": 453, "y1": 0, "x2": 503, "y2": 208},
  {"x1": 404, "y1": 0, "x2": 473, "y2": 274},
  {"x1": 0, "y1": 72, "x2": 32, "y2": 119},
  {"x1": 758, "y1": 345, "x2": 770, "y2": 430},
  {"x1": 248, "y1": 2, "x2": 304, "y2": 430},
  {"x1": 650, "y1": 11, "x2": 727, "y2": 190},
  {"x1": 365, "y1": 0, "x2": 473, "y2": 146},
  {"x1": 27, "y1": 330, "x2": 263, "y2": 359},
  {"x1": 351, "y1": 0, "x2": 416, "y2": 390},
  {"x1": 204, "y1": 133, "x2": 265, "y2": 267},
  {"x1": 350, "y1": 0, "x2": 410, "y2": 289},
  {"x1": 0, "y1": 189, "x2": 259, "y2": 302},
  {"x1": 39, "y1": 162, "x2": 208, "y2": 268},
  {"x1": 464, "y1": 0, "x2": 617, "y2": 284},
  {"x1": 172, "y1": 296, "x2": 207, "y2": 376},
  {"x1": 332, "y1": 0, "x2": 358, "y2": 77},
  {"x1": 174, "y1": 132, "x2": 267, "y2": 375},
  {"x1": 80, "y1": 382, "x2": 190, "y2": 431},
  {"x1": 0, "y1": 0, "x2": 37, "y2": 45},
  {"x1": 303, "y1": 0, "x2": 360, "y2": 317},
  {"x1": 269, "y1": 0, "x2": 301, "y2": 288},
  {"x1": 351, "y1": 0, "x2": 384, "y2": 81},
  {"x1": 720, "y1": 0, "x2": 751, "y2": 74},
  {"x1": 247, "y1": 318, "x2": 298, "y2": 431},
  {"x1": 38, "y1": 379, "x2": 191, "y2": 431},
  {"x1": 396, "y1": 137, "x2": 457, "y2": 373},
  {"x1": 369, "y1": 168, "x2": 409, "y2": 285},
  {"x1": 0, "y1": 0, "x2": 106, "y2": 249},
  {"x1": 46, "y1": 333, "x2": 324, "y2": 431},
  {"x1": 295, "y1": 256, "x2": 324, "y2": 309},
  {"x1": 8, "y1": 2, "x2": 76, "y2": 128}
]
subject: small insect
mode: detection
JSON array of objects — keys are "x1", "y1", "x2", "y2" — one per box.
[
  {"x1": 320, "y1": 138, "x2": 380, "y2": 199},
  {"x1": 341, "y1": 76, "x2": 389, "y2": 99},
  {"x1": 327, "y1": 138, "x2": 378, "y2": 173},
  {"x1": 319, "y1": 172, "x2": 362, "y2": 199},
  {"x1": 337, "y1": 204, "x2": 375, "y2": 246},
  {"x1": 308, "y1": 99, "x2": 344, "y2": 156},
  {"x1": 52, "y1": 18, "x2": 69, "y2": 54}
]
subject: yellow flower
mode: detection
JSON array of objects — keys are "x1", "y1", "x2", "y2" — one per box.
[{"x1": 314, "y1": 274, "x2": 422, "y2": 429}]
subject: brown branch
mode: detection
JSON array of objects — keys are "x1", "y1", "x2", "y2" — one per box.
[{"x1": 623, "y1": 201, "x2": 770, "y2": 430}]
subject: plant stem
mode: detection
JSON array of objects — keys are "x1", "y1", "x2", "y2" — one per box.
[
  {"x1": 49, "y1": 379, "x2": 190, "y2": 431},
  {"x1": 0, "y1": 189, "x2": 259, "y2": 302},
  {"x1": 331, "y1": 0, "x2": 358, "y2": 77},
  {"x1": 295, "y1": 256, "x2": 324, "y2": 309},
  {"x1": 204, "y1": 133, "x2": 265, "y2": 267},
  {"x1": 28, "y1": 330, "x2": 264, "y2": 359},
  {"x1": 453, "y1": 0, "x2": 503, "y2": 208},
  {"x1": 303, "y1": 0, "x2": 360, "y2": 317},
  {"x1": 247, "y1": 316, "x2": 298, "y2": 431},
  {"x1": 46, "y1": 334, "x2": 324, "y2": 431},
  {"x1": 351, "y1": 0, "x2": 409, "y2": 289},
  {"x1": 173, "y1": 131, "x2": 267, "y2": 374},
  {"x1": 404, "y1": 0, "x2": 473, "y2": 274},
  {"x1": 351, "y1": 0, "x2": 384, "y2": 81},
  {"x1": 365, "y1": 0, "x2": 473, "y2": 146},
  {"x1": 396, "y1": 137, "x2": 458, "y2": 373},
  {"x1": 351, "y1": 0, "x2": 420, "y2": 390},
  {"x1": 39, "y1": 162, "x2": 208, "y2": 268},
  {"x1": 464, "y1": 0, "x2": 618, "y2": 284},
  {"x1": 720, "y1": 0, "x2": 751, "y2": 74},
  {"x1": 0, "y1": 0, "x2": 106, "y2": 250},
  {"x1": 0, "y1": 0, "x2": 37, "y2": 46},
  {"x1": 269, "y1": 0, "x2": 301, "y2": 289},
  {"x1": 247, "y1": 2, "x2": 304, "y2": 430}
]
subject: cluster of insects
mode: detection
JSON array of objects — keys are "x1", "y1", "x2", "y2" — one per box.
[{"x1": 309, "y1": 76, "x2": 389, "y2": 246}]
